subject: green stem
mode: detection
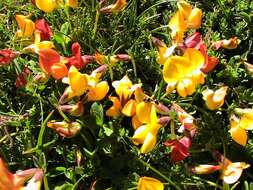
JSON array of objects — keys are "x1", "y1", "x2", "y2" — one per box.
[
  {"x1": 138, "y1": 158, "x2": 181, "y2": 190},
  {"x1": 43, "y1": 175, "x2": 50, "y2": 190},
  {"x1": 92, "y1": 10, "x2": 100, "y2": 39},
  {"x1": 192, "y1": 176, "x2": 222, "y2": 189},
  {"x1": 72, "y1": 174, "x2": 86, "y2": 190}
]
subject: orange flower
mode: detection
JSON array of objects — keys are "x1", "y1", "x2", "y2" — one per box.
[
  {"x1": 100, "y1": 0, "x2": 127, "y2": 13},
  {"x1": 202, "y1": 86, "x2": 228, "y2": 110},
  {"x1": 0, "y1": 158, "x2": 43, "y2": 190},
  {"x1": 137, "y1": 177, "x2": 164, "y2": 190},
  {"x1": 212, "y1": 37, "x2": 240, "y2": 50},
  {"x1": 15, "y1": 14, "x2": 35, "y2": 38}
]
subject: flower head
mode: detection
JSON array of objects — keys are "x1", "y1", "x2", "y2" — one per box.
[
  {"x1": 229, "y1": 115, "x2": 248, "y2": 146},
  {"x1": 212, "y1": 37, "x2": 240, "y2": 50},
  {"x1": 202, "y1": 86, "x2": 228, "y2": 110},
  {"x1": 137, "y1": 177, "x2": 164, "y2": 190},
  {"x1": 15, "y1": 15, "x2": 35, "y2": 38},
  {"x1": 0, "y1": 158, "x2": 43, "y2": 190},
  {"x1": 47, "y1": 121, "x2": 82, "y2": 138},
  {"x1": 35, "y1": 19, "x2": 53, "y2": 41},
  {"x1": 163, "y1": 48, "x2": 205, "y2": 97}
]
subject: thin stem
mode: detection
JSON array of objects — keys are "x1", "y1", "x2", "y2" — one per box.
[
  {"x1": 72, "y1": 174, "x2": 86, "y2": 190},
  {"x1": 138, "y1": 158, "x2": 181, "y2": 190},
  {"x1": 92, "y1": 10, "x2": 100, "y2": 40}
]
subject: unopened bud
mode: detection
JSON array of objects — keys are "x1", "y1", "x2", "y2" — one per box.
[
  {"x1": 114, "y1": 54, "x2": 131, "y2": 62},
  {"x1": 190, "y1": 165, "x2": 221, "y2": 174},
  {"x1": 151, "y1": 37, "x2": 166, "y2": 48},
  {"x1": 60, "y1": 101, "x2": 84, "y2": 117},
  {"x1": 47, "y1": 121, "x2": 82, "y2": 138},
  {"x1": 158, "y1": 116, "x2": 170, "y2": 126},
  {"x1": 155, "y1": 103, "x2": 171, "y2": 115}
]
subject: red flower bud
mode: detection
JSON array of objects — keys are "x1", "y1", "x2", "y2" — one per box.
[
  {"x1": 0, "y1": 49, "x2": 19, "y2": 65},
  {"x1": 35, "y1": 19, "x2": 53, "y2": 41},
  {"x1": 15, "y1": 66, "x2": 32, "y2": 88}
]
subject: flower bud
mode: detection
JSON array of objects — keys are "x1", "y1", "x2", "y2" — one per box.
[
  {"x1": 0, "y1": 49, "x2": 19, "y2": 65},
  {"x1": 47, "y1": 121, "x2": 82, "y2": 138},
  {"x1": 190, "y1": 165, "x2": 221, "y2": 174},
  {"x1": 60, "y1": 101, "x2": 84, "y2": 117},
  {"x1": 155, "y1": 103, "x2": 170, "y2": 115},
  {"x1": 158, "y1": 116, "x2": 170, "y2": 126}
]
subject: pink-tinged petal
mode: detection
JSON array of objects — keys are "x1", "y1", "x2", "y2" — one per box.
[
  {"x1": 184, "y1": 32, "x2": 202, "y2": 49},
  {"x1": 164, "y1": 137, "x2": 191, "y2": 162},
  {"x1": 15, "y1": 66, "x2": 32, "y2": 88}
]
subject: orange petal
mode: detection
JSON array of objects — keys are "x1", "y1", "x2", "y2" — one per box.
[
  {"x1": 38, "y1": 48, "x2": 60, "y2": 74},
  {"x1": 138, "y1": 176, "x2": 164, "y2": 190}
]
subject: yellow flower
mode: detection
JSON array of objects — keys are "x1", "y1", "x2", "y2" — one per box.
[
  {"x1": 35, "y1": 0, "x2": 59, "y2": 13},
  {"x1": 112, "y1": 75, "x2": 137, "y2": 101},
  {"x1": 62, "y1": 66, "x2": 88, "y2": 101},
  {"x1": 168, "y1": 1, "x2": 202, "y2": 43},
  {"x1": 132, "y1": 105, "x2": 162, "y2": 154},
  {"x1": 221, "y1": 160, "x2": 250, "y2": 184},
  {"x1": 23, "y1": 30, "x2": 54, "y2": 53},
  {"x1": 100, "y1": 0, "x2": 127, "y2": 13},
  {"x1": 229, "y1": 115, "x2": 247, "y2": 146},
  {"x1": 202, "y1": 86, "x2": 228, "y2": 110},
  {"x1": 15, "y1": 15, "x2": 35, "y2": 38},
  {"x1": 106, "y1": 96, "x2": 122, "y2": 117},
  {"x1": 237, "y1": 109, "x2": 253, "y2": 130},
  {"x1": 168, "y1": 11, "x2": 187, "y2": 44},
  {"x1": 137, "y1": 177, "x2": 164, "y2": 190},
  {"x1": 163, "y1": 48, "x2": 205, "y2": 97},
  {"x1": 65, "y1": 0, "x2": 78, "y2": 8}
]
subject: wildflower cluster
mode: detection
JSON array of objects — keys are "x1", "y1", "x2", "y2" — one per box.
[{"x1": 0, "y1": 0, "x2": 252, "y2": 189}]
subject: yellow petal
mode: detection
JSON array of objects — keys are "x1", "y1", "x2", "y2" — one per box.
[
  {"x1": 106, "y1": 96, "x2": 122, "y2": 117},
  {"x1": 177, "y1": 1, "x2": 192, "y2": 18},
  {"x1": 140, "y1": 132, "x2": 157, "y2": 154},
  {"x1": 134, "y1": 87, "x2": 145, "y2": 103},
  {"x1": 87, "y1": 81, "x2": 109, "y2": 101},
  {"x1": 35, "y1": 0, "x2": 58, "y2": 13},
  {"x1": 132, "y1": 114, "x2": 143, "y2": 130},
  {"x1": 187, "y1": 8, "x2": 202, "y2": 29},
  {"x1": 157, "y1": 45, "x2": 176, "y2": 65},
  {"x1": 112, "y1": 75, "x2": 133, "y2": 100},
  {"x1": 168, "y1": 11, "x2": 187, "y2": 43},
  {"x1": 65, "y1": 0, "x2": 78, "y2": 8},
  {"x1": 68, "y1": 66, "x2": 88, "y2": 97},
  {"x1": 176, "y1": 80, "x2": 187, "y2": 97},
  {"x1": 183, "y1": 48, "x2": 205, "y2": 71},
  {"x1": 136, "y1": 102, "x2": 153, "y2": 124},
  {"x1": 138, "y1": 177, "x2": 164, "y2": 190},
  {"x1": 132, "y1": 125, "x2": 149, "y2": 145},
  {"x1": 163, "y1": 56, "x2": 190, "y2": 84},
  {"x1": 240, "y1": 112, "x2": 253, "y2": 130},
  {"x1": 121, "y1": 99, "x2": 136, "y2": 117},
  {"x1": 229, "y1": 115, "x2": 247, "y2": 146}
]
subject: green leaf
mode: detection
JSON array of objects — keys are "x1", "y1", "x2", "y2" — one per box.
[
  {"x1": 90, "y1": 102, "x2": 104, "y2": 126},
  {"x1": 54, "y1": 184, "x2": 74, "y2": 190},
  {"x1": 103, "y1": 126, "x2": 113, "y2": 136},
  {"x1": 60, "y1": 22, "x2": 71, "y2": 35}
]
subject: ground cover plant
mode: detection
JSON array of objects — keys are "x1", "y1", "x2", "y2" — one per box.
[{"x1": 0, "y1": 0, "x2": 253, "y2": 189}]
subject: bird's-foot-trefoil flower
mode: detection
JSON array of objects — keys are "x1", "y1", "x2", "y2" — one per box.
[
  {"x1": 60, "y1": 101, "x2": 84, "y2": 117},
  {"x1": 212, "y1": 37, "x2": 240, "y2": 50},
  {"x1": 47, "y1": 120, "x2": 82, "y2": 138},
  {"x1": 169, "y1": 1, "x2": 202, "y2": 44},
  {"x1": 202, "y1": 86, "x2": 228, "y2": 110},
  {"x1": 132, "y1": 105, "x2": 163, "y2": 154},
  {"x1": 190, "y1": 151, "x2": 250, "y2": 184},
  {"x1": 35, "y1": 0, "x2": 78, "y2": 13},
  {"x1": 0, "y1": 158, "x2": 43, "y2": 190},
  {"x1": 152, "y1": 37, "x2": 176, "y2": 65},
  {"x1": 15, "y1": 14, "x2": 35, "y2": 38},
  {"x1": 35, "y1": 19, "x2": 53, "y2": 41},
  {"x1": 137, "y1": 176, "x2": 164, "y2": 190},
  {"x1": 229, "y1": 114, "x2": 247, "y2": 146},
  {"x1": 163, "y1": 48, "x2": 205, "y2": 97},
  {"x1": 100, "y1": 0, "x2": 127, "y2": 13},
  {"x1": 38, "y1": 48, "x2": 68, "y2": 80}
]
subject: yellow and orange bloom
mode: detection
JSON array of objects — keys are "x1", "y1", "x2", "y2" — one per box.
[
  {"x1": 35, "y1": 0, "x2": 78, "y2": 13},
  {"x1": 191, "y1": 152, "x2": 250, "y2": 184},
  {"x1": 47, "y1": 120, "x2": 82, "y2": 138},
  {"x1": 15, "y1": 15, "x2": 35, "y2": 38},
  {"x1": 169, "y1": 1, "x2": 202, "y2": 44},
  {"x1": 38, "y1": 48, "x2": 68, "y2": 80},
  {"x1": 0, "y1": 158, "x2": 43, "y2": 190},
  {"x1": 152, "y1": 37, "x2": 176, "y2": 65},
  {"x1": 100, "y1": 0, "x2": 127, "y2": 13},
  {"x1": 163, "y1": 48, "x2": 205, "y2": 97},
  {"x1": 132, "y1": 105, "x2": 162, "y2": 154},
  {"x1": 23, "y1": 30, "x2": 54, "y2": 53},
  {"x1": 235, "y1": 108, "x2": 253, "y2": 130},
  {"x1": 202, "y1": 86, "x2": 228, "y2": 110},
  {"x1": 212, "y1": 37, "x2": 240, "y2": 50},
  {"x1": 137, "y1": 177, "x2": 164, "y2": 190},
  {"x1": 229, "y1": 115, "x2": 247, "y2": 146}
]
